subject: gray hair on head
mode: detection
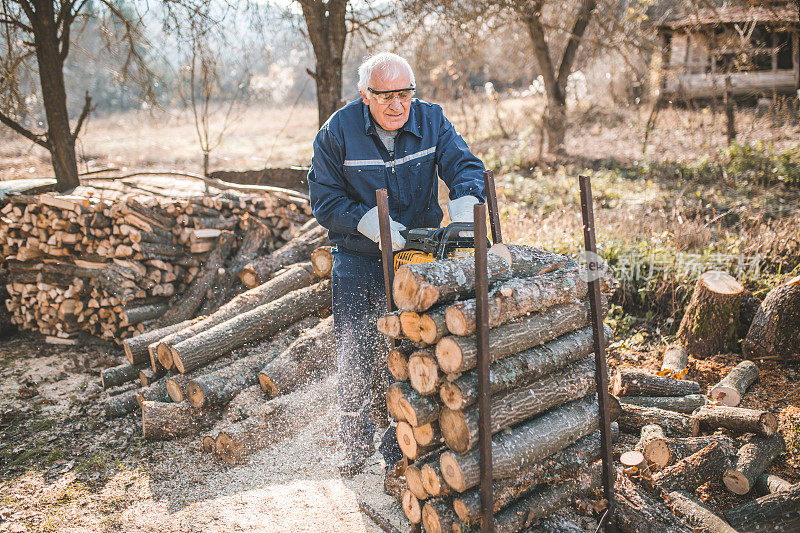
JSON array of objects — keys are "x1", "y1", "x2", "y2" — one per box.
[{"x1": 357, "y1": 52, "x2": 415, "y2": 93}]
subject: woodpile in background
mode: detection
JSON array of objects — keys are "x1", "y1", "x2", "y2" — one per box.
[
  {"x1": 613, "y1": 357, "x2": 798, "y2": 533},
  {"x1": 0, "y1": 186, "x2": 312, "y2": 343},
  {"x1": 380, "y1": 244, "x2": 624, "y2": 532},
  {"x1": 98, "y1": 234, "x2": 336, "y2": 463}
]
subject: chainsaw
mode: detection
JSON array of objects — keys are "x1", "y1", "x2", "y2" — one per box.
[{"x1": 393, "y1": 222, "x2": 484, "y2": 270}]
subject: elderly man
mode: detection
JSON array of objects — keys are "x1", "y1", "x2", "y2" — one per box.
[{"x1": 308, "y1": 52, "x2": 486, "y2": 478}]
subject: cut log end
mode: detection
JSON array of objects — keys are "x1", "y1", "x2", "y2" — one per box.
[
  {"x1": 439, "y1": 381, "x2": 464, "y2": 411},
  {"x1": 440, "y1": 451, "x2": 465, "y2": 493},
  {"x1": 408, "y1": 352, "x2": 439, "y2": 396},
  {"x1": 402, "y1": 489, "x2": 422, "y2": 524},
  {"x1": 445, "y1": 305, "x2": 469, "y2": 337},
  {"x1": 435, "y1": 337, "x2": 463, "y2": 374},
  {"x1": 202, "y1": 435, "x2": 215, "y2": 453},
  {"x1": 239, "y1": 267, "x2": 259, "y2": 289},
  {"x1": 644, "y1": 439, "x2": 671, "y2": 468},
  {"x1": 621, "y1": 450, "x2": 647, "y2": 472},
  {"x1": 165, "y1": 378, "x2": 184, "y2": 403},
  {"x1": 702, "y1": 270, "x2": 745, "y2": 295},
  {"x1": 396, "y1": 421, "x2": 420, "y2": 460},
  {"x1": 709, "y1": 386, "x2": 741, "y2": 408},
  {"x1": 421, "y1": 463, "x2": 447, "y2": 496},
  {"x1": 405, "y1": 465, "x2": 428, "y2": 500},
  {"x1": 258, "y1": 372, "x2": 278, "y2": 398},
  {"x1": 439, "y1": 407, "x2": 469, "y2": 455},
  {"x1": 723, "y1": 469, "x2": 752, "y2": 495},
  {"x1": 186, "y1": 381, "x2": 205, "y2": 408},
  {"x1": 388, "y1": 349, "x2": 409, "y2": 381},
  {"x1": 157, "y1": 342, "x2": 174, "y2": 370}
]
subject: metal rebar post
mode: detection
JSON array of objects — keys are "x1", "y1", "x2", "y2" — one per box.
[
  {"x1": 579, "y1": 175, "x2": 616, "y2": 533},
  {"x1": 376, "y1": 189, "x2": 395, "y2": 316},
  {"x1": 474, "y1": 202, "x2": 494, "y2": 532},
  {"x1": 482, "y1": 170, "x2": 503, "y2": 244}
]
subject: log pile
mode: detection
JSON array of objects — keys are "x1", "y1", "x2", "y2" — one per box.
[
  {"x1": 613, "y1": 357, "x2": 796, "y2": 532},
  {"x1": 0, "y1": 186, "x2": 315, "y2": 343},
  {"x1": 380, "y1": 244, "x2": 623, "y2": 531}
]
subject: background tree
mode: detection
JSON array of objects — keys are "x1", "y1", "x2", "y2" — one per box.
[{"x1": 0, "y1": 0, "x2": 208, "y2": 191}]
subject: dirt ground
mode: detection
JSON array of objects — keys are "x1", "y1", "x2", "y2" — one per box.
[{"x1": 0, "y1": 333, "x2": 415, "y2": 533}]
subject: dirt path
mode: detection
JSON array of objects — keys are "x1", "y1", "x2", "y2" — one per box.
[{"x1": 0, "y1": 334, "x2": 407, "y2": 533}]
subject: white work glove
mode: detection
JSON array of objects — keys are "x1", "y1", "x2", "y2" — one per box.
[
  {"x1": 447, "y1": 195, "x2": 480, "y2": 223},
  {"x1": 357, "y1": 206, "x2": 407, "y2": 251}
]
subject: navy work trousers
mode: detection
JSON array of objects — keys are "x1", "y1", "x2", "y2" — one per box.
[{"x1": 332, "y1": 248, "x2": 402, "y2": 466}]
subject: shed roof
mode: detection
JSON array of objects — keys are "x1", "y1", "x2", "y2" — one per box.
[{"x1": 657, "y1": 3, "x2": 799, "y2": 30}]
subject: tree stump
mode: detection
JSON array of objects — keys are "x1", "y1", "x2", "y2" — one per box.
[
  {"x1": 676, "y1": 271, "x2": 746, "y2": 358},
  {"x1": 743, "y1": 275, "x2": 800, "y2": 361}
]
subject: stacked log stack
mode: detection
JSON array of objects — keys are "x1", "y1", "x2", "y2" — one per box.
[
  {"x1": 612, "y1": 357, "x2": 798, "y2": 532},
  {"x1": 0, "y1": 186, "x2": 313, "y2": 343},
  {"x1": 380, "y1": 244, "x2": 624, "y2": 532}
]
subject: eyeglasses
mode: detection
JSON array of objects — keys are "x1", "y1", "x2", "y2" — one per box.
[{"x1": 368, "y1": 86, "x2": 415, "y2": 104}]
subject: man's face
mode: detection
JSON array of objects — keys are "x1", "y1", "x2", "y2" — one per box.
[{"x1": 360, "y1": 70, "x2": 412, "y2": 131}]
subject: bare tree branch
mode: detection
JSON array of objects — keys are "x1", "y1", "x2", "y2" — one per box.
[
  {"x1": 71, "y1": 90, "x2": 93, "y2": 140},
  {"x1": 0, "y1": 109, "x2": 49, "y2": 148}
]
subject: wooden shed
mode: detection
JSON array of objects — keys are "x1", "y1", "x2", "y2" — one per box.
[{"x1": 656, "y1": 1, "x2": 799, "y2": 100}]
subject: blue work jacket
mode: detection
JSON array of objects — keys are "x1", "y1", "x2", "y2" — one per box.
[{"x1": 308, "y1": 98, "x2": 486, "y2": 257}]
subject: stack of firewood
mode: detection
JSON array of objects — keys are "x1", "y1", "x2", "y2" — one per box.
[
  {"x1": 613, "y1": 354, "x2": 799, "y2": 533},
  {"x1": 99, "y1": 234, "x2": 336, "y2": 463},
  {"x1": 0, "y1": 186, "x2": 312, "y2": 343},
  {"x1": 378, "y1": 244, "x2": 622, "y2": 532}
]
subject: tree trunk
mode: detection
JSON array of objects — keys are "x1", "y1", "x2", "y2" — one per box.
[
  {"x1": 157, "y1": 231, "x2": 236, "y2": 327},
  {"x1": 440, "y1": 358, "x2": 596, "y2": 454},
  {"x1": 257, "y1": 316, "x2": 334, "y2": 398},
  {"x1": 649, "y1": 441, "x2": 730, "y2": 493},
  {"x1": 101, "y1": 362, "x2": 146, "y2": 389},
  {"x1": 661, "y1": 434, "x2": 736, "y2": 464},
  {"x1": 754, "y1": 473, "x2": 794, "y2": 495},
  {"x1": 709, "y1": 360, "x2": 759, "y2": 407},
  {"x1": 157, "y1": 262, "x2": 317, "y2": 368},
  {"x1": 614, "y1": 474, "x2": 693, "y2": 533},
  {"x1": 618, "y1": 404, "x2": 700, "y2": 437},
  {"x1": 103, "y1": 388, "x2": 139, "y2": 419},
  {"x1": 743, "y1": 275, "x2": 800, "y2": 361},
  {"x1": 440, "y1": 325, "x2": 601, "y2": 410},
  {"x1": 676, "y1": 271, "x2": 746, "y2": 358},
  {"x1": 436, "y1": 300, "x2": 601, "y2": 374},
  {"x1": 439, "y1": 395, "x2": 619, "y2": 492},
  {"x1": 693, "y1": 405, "x2": 778, "y2": 436},
  {"x1": 620, "y1": 394, "x2": 706, "y2": 414},
  {"x1": 452, "y1": 428, "x2": 613, "y2": 523},
  {"x1": 393, "y1": 253, "x2": 513, "y2": 312},
  {"x1": 725, "y1": 482, "x2": 800, "y2": 533},
  {"x1": 658, "y1": 345, "x2": 689, "y2": 379},
  {"x1": 664, "y1": 491, "x2": 738, "y2": 533},
  {"x1": 33, "y1": 10, "x2": 80, "y2": 192},
  {"x1": 408, "y1": 349, "x2": 440, "y2": 396},
  {"x1": 186, "y1": 324, "x2": 305, "y2": 407},
  {"x1": 240, "y1": 223, "x2": 328, "y2": 288},
  {"x1": 635, "y1": 424, "x2": 670, "y2": 468},
  {"x1": 612, "y1": 369, "x2": 700, "y2": 397},
  {"x1": 171, "y1": 280, "x2": 331, "y2": 373},
  {"x1": 123, "y1": 320, "x2": 192, "y2": 364},
  {"x1": 724, "y1": 434, "x2": 785, "y2": 495},
  {"x1": 444, "y1": 266, "x2": 589, "y2": 336},
  {"x1": 141, "y1": 400, "x2": 214, "y2": 440}
]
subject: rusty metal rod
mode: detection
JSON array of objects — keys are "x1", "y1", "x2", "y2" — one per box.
[
  {"x1": 376, "y1": 189, "x2": 395, "y2": 316},
  {"x1": 579, "y1": 175, "x2": 616, "y2": 533},
  {"x1": 474, "y1": 202, "x2": 494, "y2": 532},
  {"x1": 482, "y1": 170, "x2": 502, "y2": 244}
]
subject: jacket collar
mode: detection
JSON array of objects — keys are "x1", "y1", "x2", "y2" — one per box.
[{"x1": 362, "y1": 100, "x2": 423, "y2": 139}]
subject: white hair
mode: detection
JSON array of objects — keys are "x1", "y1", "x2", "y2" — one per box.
[{"x1": 357, "y1": 52, "x2": 416, "y2": 93}]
